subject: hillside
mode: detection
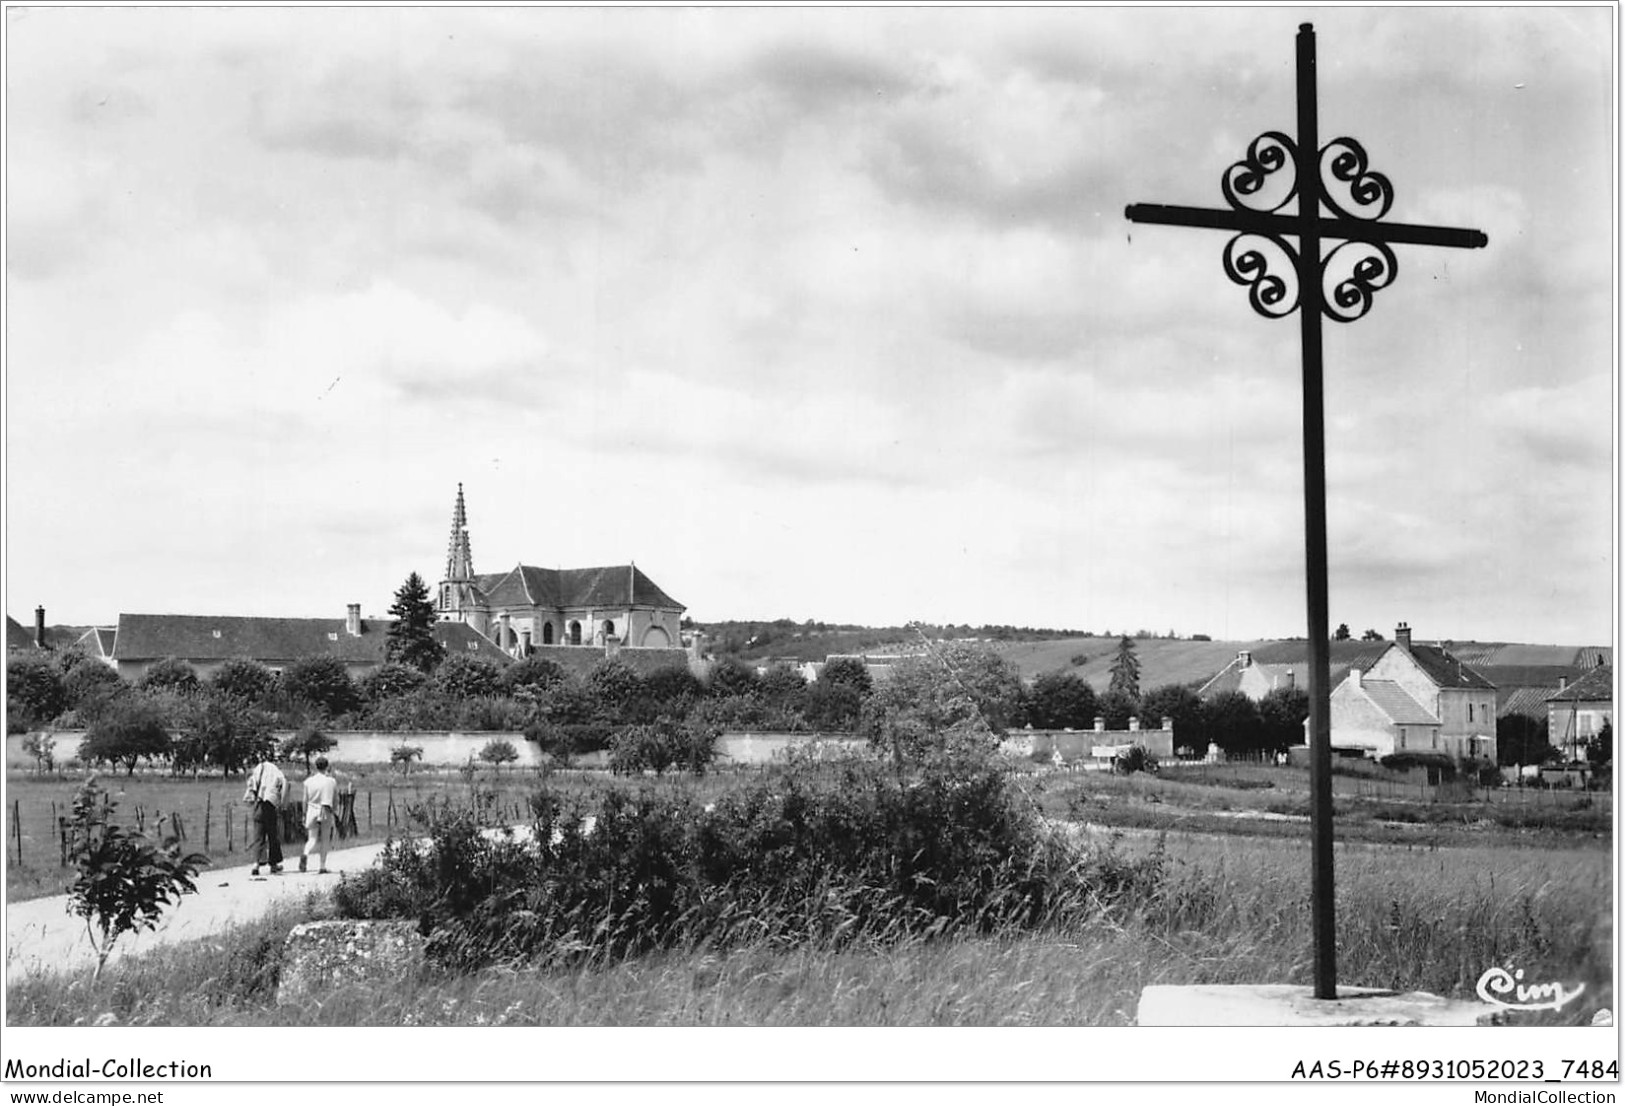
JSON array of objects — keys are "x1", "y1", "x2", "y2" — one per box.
[{"x1": 994, "y1": 637, "x2": 1263, "y2": 690}]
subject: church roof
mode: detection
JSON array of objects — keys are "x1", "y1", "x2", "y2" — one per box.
[{"x1": 469, "y1": 564, "x2": 683, "y2": 612}]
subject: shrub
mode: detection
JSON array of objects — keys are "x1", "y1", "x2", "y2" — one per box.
[
  {"x1": 477, "y1": 738, "x2": 519, "y2": 771},
  {"x1": 390, "y1": 744, "x2": 425, "y2": 773},
  {"x1": 9, "y1": 653, "x2": 68, "y2": 724},
  {"x1": 361, "y1": 662, "x2": 428, "y2": 703},
  {"x1": 818, "y1": 656, "x2": 873, "y2": 697},
  {"x1": 281, "y1": 656, "x2": 362, "y2": 718},
  {"x1": 524, "y1": 721, "x2": 615, "y2": 766},
  {"x1": 500, "y1": 656, "x2": 567, "y2": 700},
  {"x1": 453, "y1": 695, "x2": 534, "y2": 732},
  {"x1": 431, "y1": 654, "x2": 502, "y2": 701},
  {"x1": 138, "y1": 657, "x2": 201, "y2": 695},
  {"x1": 65, "y1": 777, "x2": 209, "y2": 979},
  {"x1": 335, "y1": 745, "x2": 1099, "y2": 972},
  {"x1": 62, "y1": 660, "x2": 128, "y2": 724},
  {"x1": 609, "y1": 719, "x2": 717, "y2": 776},
  {"x1": 208, "y1": 658, "x2": 278, "y2": 704},
  {"x1": 707, "y1": 657, "x2": 760, "y2": 698}
]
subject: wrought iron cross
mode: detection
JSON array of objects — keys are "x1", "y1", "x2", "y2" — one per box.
[{"x1": 1125, "y1": 23, "x2": 1487, "y2": 1001}]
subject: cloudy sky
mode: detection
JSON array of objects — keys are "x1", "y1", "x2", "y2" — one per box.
[{"x1": 5, "y1": 6, "x2": 1615, "y2": 645}]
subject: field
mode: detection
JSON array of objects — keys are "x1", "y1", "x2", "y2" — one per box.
[{"x1": 1030, "y1": 761, "x2": 1613, "y2": 848}]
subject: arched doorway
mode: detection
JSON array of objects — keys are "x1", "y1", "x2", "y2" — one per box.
[
  {"x1": 602, "y1": 619, "x2": 616, "y2": 643},
  {"x1": 569, "y1": 620, "x2": 582, "y2": 645}
]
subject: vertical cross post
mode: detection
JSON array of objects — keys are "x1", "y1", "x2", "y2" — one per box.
[
  {"x1": 1293, "y1": 22, "x2": 1338, "y2": 1003},
  {"x1": 1125, "y1": 22, "x2": 1486, "y2": 1001}
]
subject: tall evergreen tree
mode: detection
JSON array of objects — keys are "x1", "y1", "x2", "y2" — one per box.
[
  {"x1": 1107, "y1": 634, "x2": 1141, "y2": 700},
  {"x1": 387, "y1": 572, "x2": 445, "y2": 673}
]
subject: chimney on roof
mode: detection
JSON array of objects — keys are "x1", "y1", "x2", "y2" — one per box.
[
  {"x1": 1395, "y1": 622, "x2": 1412, "y2": 650},
  {"x1": 34, "y1": 606, "x2": 45, "y2": 648},
  {"x1": 346, "y1": 604, "x2": 361, "y2": 637},
  {"x1": 1350, "y1": 668, "x2": 1362, "y2": 688},
  {"x1": 1238, "y1": 649, "x2": 1252, "y2": 668},
  {"x1": 1559, "y1": 676, "x2": 1568, "y2": 691}
]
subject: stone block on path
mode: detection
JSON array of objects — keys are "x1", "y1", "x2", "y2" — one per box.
[
  {"x1": 278, "y1": 919, "x2": 425, "y2": 1006},
  {"x1": 1137, "y1": 984, "x2": 1506, "y2": 1026}
]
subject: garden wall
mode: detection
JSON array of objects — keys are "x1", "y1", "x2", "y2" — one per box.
[
  {"x1": 714, "y1": 732, "x2": 867, "y2": 766},
  {"x1": 5, "y1": 730, "x2": 542, "y2": 771}
]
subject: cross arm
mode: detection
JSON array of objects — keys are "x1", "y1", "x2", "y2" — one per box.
[{"x1": 1125, "y1": 202, "x2": 1487, "y2": 249}]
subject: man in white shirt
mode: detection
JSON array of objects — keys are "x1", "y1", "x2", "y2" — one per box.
[
  {"x1": 243, "y1": 757, "x2": 287, "y2": 875},
  {"x1": 300, "y1": 756, "x2": 339, "y2": 874}
]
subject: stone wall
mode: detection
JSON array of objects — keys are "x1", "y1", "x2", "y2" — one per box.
[
  {"x1": 5, "y1": 729, "x2": 543, "y2": 770},
  {"x1": 715, "y1": 732, "x2": 868, "y2": 766},
  {"x1": 1002, "y1": 726, "x2": 1175, "y2": 763}
]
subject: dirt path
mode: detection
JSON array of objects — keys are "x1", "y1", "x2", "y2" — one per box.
[{"x1": 4, "y1": 840, "x2": 396, "y2": 980}]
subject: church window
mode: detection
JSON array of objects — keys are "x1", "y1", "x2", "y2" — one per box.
[
  {"x1": 542, "y1": 623, "x2": 554, "y2": 645},
  {"x1": 569, "y1": 621, "x2": 582, "y2": 645}
]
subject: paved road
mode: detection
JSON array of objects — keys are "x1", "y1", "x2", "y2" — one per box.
[{"x1": 4, "y1": 841, "x2": 396, "y2": 980}]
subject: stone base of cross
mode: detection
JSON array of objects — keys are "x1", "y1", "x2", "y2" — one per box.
[{"x1": 1136, "y1": 984, "x2": 1505, "y2": 1027}]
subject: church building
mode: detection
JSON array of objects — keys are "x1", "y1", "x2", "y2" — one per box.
[{"x1": 436, "y1": 485, "x2": 687, "y2": 658}]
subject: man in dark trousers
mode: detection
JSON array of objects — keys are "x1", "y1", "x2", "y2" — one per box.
[{"x1": 243, "y1": 756, "x2": 288, "y2": 875}]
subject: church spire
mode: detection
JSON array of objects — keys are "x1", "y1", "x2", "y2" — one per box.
[{"x1": 445, "y1": 483, "x2": 474, "y2": 583}]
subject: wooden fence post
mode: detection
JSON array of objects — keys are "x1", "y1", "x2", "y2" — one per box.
[
  {"x1": 11, "y1": 799, "x2": 22, "y2": 865},
  {"x1": 204, "y1": 792, "x2": 212, "y2": 850}
]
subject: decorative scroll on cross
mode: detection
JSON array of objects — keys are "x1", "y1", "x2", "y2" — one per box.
[{"x1": 1125, "y1": 23, "x2": 1486, "y2": 1001}]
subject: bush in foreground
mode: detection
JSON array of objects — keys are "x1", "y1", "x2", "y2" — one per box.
[{"x1": 334, "y1": 749, "x2": 1112, "y2": 972}]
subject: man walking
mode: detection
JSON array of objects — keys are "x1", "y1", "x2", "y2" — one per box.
[
  {"x1": 300, "y1": 755, "x2": 338, "y2": 874},
  {"x1": 243, "y1": 756, "x2": 287, "y2": 876}
]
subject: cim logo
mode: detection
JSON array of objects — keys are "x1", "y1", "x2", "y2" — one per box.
[{"x1": 1476, "y1": 966, "x2": 1587, "y2": 1013}]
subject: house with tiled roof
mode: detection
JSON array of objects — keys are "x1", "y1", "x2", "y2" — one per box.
[
  {"x1": 6, "y1": 615, "x2": 41, "y2": 654},
  {"x1": 436, "y1": 485, "x2": 687, "y2": 659},
  {"x1": 7, "y1": 608, "x2": 105, "y2": 655},
  {"x1": 74, "y1": 626, "x2": 118, "y2": 666},
  {"x1": 1197, "y1": 651, "x2": 1302, "y2": 701},
  {"x1": 1328, "y1": 668, "x2": 1443, "y2": 758},
  {"x1": 1332, "y1": 622, "x2": 1497, "y2": 761},
  {"x1": 110, "y1": 605, "x2": 511, "y2": 682},
  {"x1": 1546, "y1": 664, "x2": 1612, "y2": 763},
  {"x1": 1197, "y1": 640, "x2": 1389, "y2": 702}
]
